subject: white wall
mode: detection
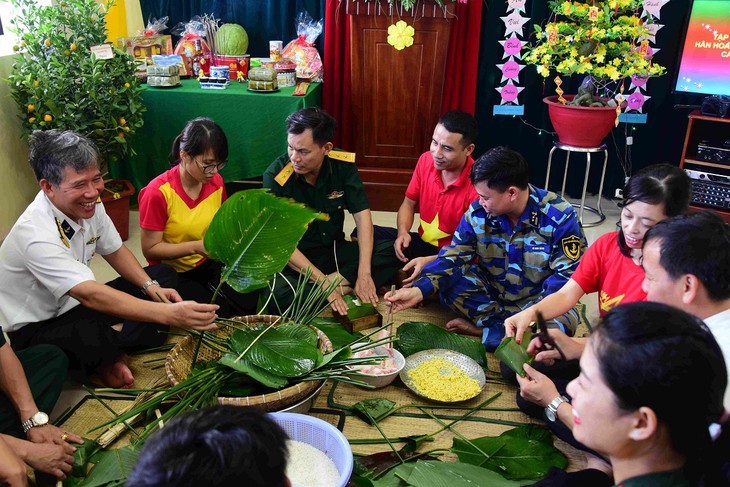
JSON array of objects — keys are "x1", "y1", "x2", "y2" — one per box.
[{"x1": 0, "y1": 54, "x2": 38, "y2": 239}]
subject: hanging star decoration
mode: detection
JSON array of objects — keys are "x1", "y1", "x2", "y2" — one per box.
[
  {"x1": 387, "y1": 20, "x2": 415, "y2": 51},
  {"x1": 497, "y1": 59, "x2": 525, "y2": 82},
  {"x1": 506, "y1": 0, "x2": 527, "y2": 14},
  {"x1": 501, "y1": 11, "x2": 529, "y2": 36},
  {"x1": 495, "y1": 79, "x2": 524, "y2": 105},
  {"x1": 499, "y1": 34, "x2": 527, "y2": 60},
  {"x1": 642, "y1": 0, "x2": 670, "y2": 20},
  {"x1": 420, "y1": 214, "x2": 450, "y2": 246},
  {"x1": 640, "y1": 22, "x2": 663, "y2": 44}
]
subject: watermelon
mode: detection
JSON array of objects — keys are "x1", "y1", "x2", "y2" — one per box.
[{"x1": 216, "y1": 24, "x2": 248, "y2": 55}]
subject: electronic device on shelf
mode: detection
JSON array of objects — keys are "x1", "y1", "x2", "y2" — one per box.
[
  {"x1": 696, "y1": 140, "x2": 730, "y2": 165},
  {"x1": 685, "y1": 169, "x2": 730, "y2": 210}
]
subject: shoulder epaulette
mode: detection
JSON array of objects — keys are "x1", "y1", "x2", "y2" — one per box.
[
  {"x1": 274, "y1": 162, "x2": 295, "y2": 186},
  {"x1": 328, "y1": 150, "x2": 356, "y2": 163}
]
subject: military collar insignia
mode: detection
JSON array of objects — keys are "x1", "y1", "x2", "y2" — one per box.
[
  {"x1": 274, "y1": 162, "x2": 295, "y2": 186},
  {"x1": 54, "y1": 217, "x2": 74, "y2": 248}
]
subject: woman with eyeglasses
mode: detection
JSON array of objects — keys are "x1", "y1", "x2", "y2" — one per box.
[{"x1": 138, "y1": 118, "x2": 255, "y2": 315}]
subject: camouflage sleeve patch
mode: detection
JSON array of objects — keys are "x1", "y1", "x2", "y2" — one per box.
[{"x1": 561, "y1": 235, "x2": 582, "y2": 261}]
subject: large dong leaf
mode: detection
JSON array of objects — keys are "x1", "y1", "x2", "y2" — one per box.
[
  {"x1": 79, "y1": 446, "x2": 139, "y2": 487},
  {"x1": 372, "y1": 460, "x2": 522, "y2": 487},
  {"x1": 451, "y1": 424, "x2": 567, "y2": 481},
  {"x1": 229, "y1": 328, "x2": 322, "y2": 377},
  {"x1": 204, "y1": 189, "x2": 327, "y2": 294},
  {"x1": 396, "y1": 322, "x2": 487, "y2": 368},
  {"x1": 219, "y1": 353, "x2": 288, "y2": 389},
  {"x1": 276, "y1": 322, "x2": 319, "y2": 347}
]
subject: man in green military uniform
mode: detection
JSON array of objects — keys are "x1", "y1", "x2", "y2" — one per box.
[{"x1": 263, "y1": 107, "x2": 401, "y2": 314}]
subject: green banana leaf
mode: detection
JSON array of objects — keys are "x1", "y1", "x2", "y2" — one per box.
[
  {"x1": 343, "y1": 294, "x2": 379, "y2": 320},
  {"x1": 310, "y1": 318, "x2": 364, "y2": 349},
  {"x1": 371, "y1": 460, "x2": 523, "y2": 487},
  {"x1": 70, "y1": 446, "x2": 139, "y2": 487},
  {"x1": 396, "y1": 322, "x2": 487, "y2": 368},
  {"x1": 228, "y1": 327, "x2": 322, "y2": 377},
  {"x1": 204, "y1": 189, "x2": 326, "y2": 294},
  {"x1": 71, "y1": 438, "x2": 100, "y2": 477},
  {"x1": 451, "y1": 424, "x2": 567, "y2": 481},
  {"x1": 494, "y1": 330, "x2": 534, "y2": 378},
  {"x1": 219, "y1": 353, "x2": 288, "y2": 389},
  {"x1": 276, "y1": 322, "x2": 319, "y2": 347}
]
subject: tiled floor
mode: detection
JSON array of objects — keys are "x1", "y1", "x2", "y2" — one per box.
[{"x1": 52, "y1": 193, "x2": 622, "y2": 419}]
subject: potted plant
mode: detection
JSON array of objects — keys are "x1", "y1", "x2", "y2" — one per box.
[
  {"x1": 7, "y1": 0, "x2": 145, "y2": 238},
  {"x1": 524, "y1": 0, "x2": 665, "y2": 147}
]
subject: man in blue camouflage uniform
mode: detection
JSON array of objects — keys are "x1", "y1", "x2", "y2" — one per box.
[{"x1": 386, "y1": 147, "x2": 586, "y2": 351}]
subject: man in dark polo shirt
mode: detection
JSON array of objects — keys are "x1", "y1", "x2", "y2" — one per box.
[{"x1": 263, "y1": 107, "x2": 400, "y2": 314}]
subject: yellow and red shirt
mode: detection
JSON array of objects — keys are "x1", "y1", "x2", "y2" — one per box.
[
  {"x1": 138, "y1": 165, "x2": 226, "y2": 272},
  {"x1": 405, "y1": 152, "x2": 477, "y2": 248}
]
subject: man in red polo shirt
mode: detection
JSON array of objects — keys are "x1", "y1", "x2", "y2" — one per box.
[{"x1": 395, "y1": 110, "x2": 478, "y2": 284}]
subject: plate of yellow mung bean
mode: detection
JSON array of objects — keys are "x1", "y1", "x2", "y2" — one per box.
[{"x1": 399, "y1": 349, "x2": 485, "y2": 402}]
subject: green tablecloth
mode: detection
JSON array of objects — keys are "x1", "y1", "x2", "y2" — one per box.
[{"x1": 110, "y1": 79, "x2": 321, "y2": 196}]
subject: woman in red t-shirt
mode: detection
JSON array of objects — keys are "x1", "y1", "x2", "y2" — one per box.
[{"x1": 504, "y1": 163, "x2": 691, "y2": 342}]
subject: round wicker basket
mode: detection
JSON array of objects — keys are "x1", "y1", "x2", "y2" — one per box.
[{"x1": 165, "y1": 315, "x2": 333, "y2": 411}]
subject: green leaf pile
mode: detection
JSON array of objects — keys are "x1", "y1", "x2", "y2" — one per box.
[
  {"x1": 204, "y1": 189, "x2": 326, "y2": 294},
  {"x1": 451, "y1": 424, "x2": 567, "y2": 481},
  {"x1": 343, "y1": 294, "x2": 379, "y2": 320},
  {"x1": 368, "y1": 460, "x2": 525, "y2": 486},
  {"x1": 309, "y1": 317, "x2": 364, "y2": 349},
  {"x1": 396, "y1": 322, "x2": 487, "y2": 368},
  {"x1": 227, "y1": 327, "x2": 322, "y2": 377}
]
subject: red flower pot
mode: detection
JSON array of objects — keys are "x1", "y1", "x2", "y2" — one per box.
[
  {"x1": 101, "y1": 179, "x2": 135, "y2": 241},
  {"x1": 543, "y1": 95, "x2": 619, "y2": 148}
]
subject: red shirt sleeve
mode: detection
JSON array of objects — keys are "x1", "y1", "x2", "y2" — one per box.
[
  {"x1": 405, "y1": 153, "x2": 428, "y2": 202},
  {"x1": 138, "y1": 183, "x2": 169, "y2": 231}
]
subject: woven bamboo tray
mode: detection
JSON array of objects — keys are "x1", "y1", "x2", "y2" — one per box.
[{"x1": 165, "y1": 315, "x2": 333, "y2": 411}]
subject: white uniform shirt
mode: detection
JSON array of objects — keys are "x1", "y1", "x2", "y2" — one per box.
[
  {"x1": 0, "y1": 191, "x2": 122, "y2": 332},
  {"x1": 705, "y1": 308, "x2": 730, "y2": 411}
]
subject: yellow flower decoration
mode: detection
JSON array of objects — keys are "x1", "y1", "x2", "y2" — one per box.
[{"x1": 387, "y1": 20, "x2": 415, "y2": 51}]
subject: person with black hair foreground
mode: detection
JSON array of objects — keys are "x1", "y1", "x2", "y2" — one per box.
[
  {"x1": 0, "y1": 130, "x2": 219, "y2": 389},
  {"x1": 358, "y1": 110, "x2": 478, "y2": 284},
  {"x1": 642, "y1": 210, "x2": 730, "y2": 411},
  {"x1": 263, "y1": 107, "x2": 401, "y2": 315},
  {"x1": 535, "y1": 302, "x2": 727, "y2": 487},
  {"x1": 138, "y1": 118, "x2": 257, "y2": 316},
  {"x1": 126, "y1": 406, "x2": 290, "y2": 487},
  {"x1": 386, "y1": 146, "x2": 586, "y2": 350}
]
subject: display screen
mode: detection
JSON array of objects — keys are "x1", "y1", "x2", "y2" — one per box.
[{"x1": 674, "y1": 0, "x2": 730, "y2": 96}]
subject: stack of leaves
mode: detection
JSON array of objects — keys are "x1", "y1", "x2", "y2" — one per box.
[{"x1": 396, "y1": 322, "x2": 488, "y2": 369}]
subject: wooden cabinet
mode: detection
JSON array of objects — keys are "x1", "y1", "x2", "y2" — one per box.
[
  {"x1": 346, "y1": 1, "x2": 454, "y2": 210},
  {"x1": 680, "y1": 110, "x2": 730, "y2": 222}
]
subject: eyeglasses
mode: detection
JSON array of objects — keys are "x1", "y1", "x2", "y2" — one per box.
[{"x1": 194, "y1": 157, "x2": 227, "y2": 174}]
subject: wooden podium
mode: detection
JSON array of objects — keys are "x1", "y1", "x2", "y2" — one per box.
[{"x1": 346, "y1": 0, "x2": 455, "y2": 210}]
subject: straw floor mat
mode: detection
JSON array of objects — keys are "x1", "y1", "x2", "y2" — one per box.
[{"x1": 57, "y1": 300, "x2": 590, "y2": 472}]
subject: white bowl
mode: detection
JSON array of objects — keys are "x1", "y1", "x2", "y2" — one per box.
[{"x1": 347, "y1": 343, "x2": 406, "y2": 388}]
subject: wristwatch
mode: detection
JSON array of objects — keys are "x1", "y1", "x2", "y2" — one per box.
[
  {"x1": 21, "y1": 411, "x2": 49, "y2": 433},
  {"x1": 545, "y1": 395, "x2": 569, "y2": 422},
  {"x1": 140, "y1": 279, "x2": 160, "y2": 295}
]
